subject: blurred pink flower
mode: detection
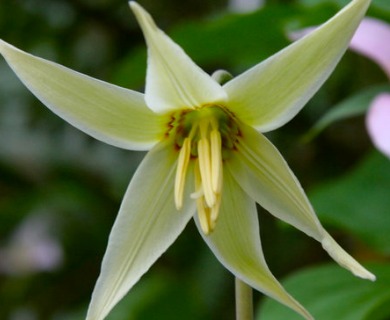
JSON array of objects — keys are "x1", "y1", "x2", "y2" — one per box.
[
  {"x1": 350, "y1": 18, "x2": 390, "y2": 79},
  {"x1": 366, "y1": 93, "x2": 390, "y2": 157},
  {"x1": 291, "y1": 17, "x2": 390, "y2": 158},
  {"x1": 0, "y1": 214, "x2": 63, "y2": 275},
  {"x1": 351, "y1": 18, "x2": 390, "y2": 158}
]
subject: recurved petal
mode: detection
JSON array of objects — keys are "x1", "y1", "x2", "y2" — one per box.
[
  {"x1": 290, "y1": 18, "x2": 390, "y2": 80},
  {"x1": 224, "y1": 0, "x2": 371, "y2": 132},
  {"x1": 86, "y1": 141, "x2": 196, "y2": 320},
  {"x1": 195, "y1": 170, "x2": 313, "y2": 320},
  {"x1": 227, "y1": 122, "x2": 375, "y2": 280},
  {"x1": 0, "y1": 39, "x2": 165, "y2": 151},
  {"x1": 129, "y1": 2, "x2": 227, "y2": 113}
]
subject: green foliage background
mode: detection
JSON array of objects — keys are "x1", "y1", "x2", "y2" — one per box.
[{"x1": 0, "y1": 0, "x2": 389, "y2": 319}]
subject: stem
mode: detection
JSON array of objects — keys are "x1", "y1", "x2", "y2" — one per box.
[{"x1": 235, "y1": 277, "x2": 253, "y2": 320}]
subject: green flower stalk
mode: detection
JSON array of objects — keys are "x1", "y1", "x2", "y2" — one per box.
[{"x1": 0, "y1": 1, "x2": 374, "y2": 319}]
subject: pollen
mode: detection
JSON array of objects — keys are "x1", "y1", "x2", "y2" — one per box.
[{"x1": 172, "y1": 106, "x2": 237, "y2": 235}]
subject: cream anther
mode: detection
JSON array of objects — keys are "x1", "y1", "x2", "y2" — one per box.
[{"x1": 174, "y1": 137, "x2": 191, "y2": 210}]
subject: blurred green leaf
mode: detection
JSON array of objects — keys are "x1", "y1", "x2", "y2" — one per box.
[
  {"x1": 309, "y1": 152, "x2": 390, "y2": 254},
  {"x1": 298, "y1": 0, "x2": 348, "y2": 5},
  {"x1": 373, "y1": 0, "x2": 390, "y2": 12},
  {"x1": 106, "y1": 273, "x2": 206, "y2": 320},
  {"x1": 258, "y1": 263, "x2": 390, "y2": 320},
  {"x1": 303, "y1": 84, "x2": 390, "y2": 141}
]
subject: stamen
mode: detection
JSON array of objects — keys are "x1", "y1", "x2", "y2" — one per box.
[
  {"x1": 194, "y1": 159, "x2": 219, "y2": 234},
  {"x1": 194, "y1": 162, "x2": 211, "y2": 234},
  {"x1": 198, "y1": 138, "x2": 216, "y2": 207},
  {"x1": 210, "y1": 129, "x2": 222, "y2": 193},
  {"x1": 169, "y1": 106, "x2": 234, "y2": 234},
  {"x1": 196, "y1": 198, "x2": 211, "y2": 235},
  {"x1": 174, "y1": 137, "x2": 191, "y2": 210},
  {"x1": 210, "y1": 194, "x2": 221, "y2": 223}
]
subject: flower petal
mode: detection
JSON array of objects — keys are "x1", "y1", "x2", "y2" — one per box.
[
  {"x1": 129, "y1": 2, "x2": 227, "y2": 113},
  {"x1": 227, "y1": 122, "x2": 375, "y2": 281},
  {"x1": 195, "y1": 170, "x2": 313, "y2": 320},
  {"x1": 0, "y1": 39, "x2": 165, "y2": 151},
  {"x1": 350, "y1": 18, "x2": 390, "y2": 79},
  {"x1": 290, "y1": 18, "x2": 390, "y2": 80},
  {"x1": 366, "y1": 93, "x2": 390, "y2": 158},
  {"x1": 224, "y1": 0, "x2": 371, "y2": 132},
  {"x1": 86, "y1": 141, "x2": 195, "y2": 320}
]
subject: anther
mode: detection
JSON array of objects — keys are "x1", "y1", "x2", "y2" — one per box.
[
  {"x1": 197, "y1": 197, "x2": 211, "y2": 235},
  {"x1": 210, "y1": 194, "x2": 221, "y2": 223},
  {"x1": 198, "y1": 138, "x2": 216, "y2": 208},
  {"x1": 210, "y1": 129, "x2": 222, "y2": 193},
  {"x1": 174, "y1": 137, "x2": 191, "y2": 210}
]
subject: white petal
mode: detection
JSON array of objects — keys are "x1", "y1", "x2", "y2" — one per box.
[
  {"x1": 321, "y1": 231, "x2": 375, "y2": 281},
  {"x1": 366, "y1": 93, "x2": 390, "y2": 158},
  {"x1": 195, "y1": 170, "x2": 313, "y2": 320},
  {"x1": 290, "y1": 18, "x2": 390, "y2": 80},
  {"x1": 129, "y1": 2, "x2": 227, "y2": 113},
  {"x1": 227, "y1": 122, "x2": 375, "y2": 280},
  {"x1": 86, "y1": 141, "x2": 195, "y2": 320},
  {"x1": 228, "y1": 124, "x2": 322, "y2": 239},
  {"x1": 224, "y1": 0, "x2": 371, "y2": 132},
  {"x1": 0, "y1": 39, "x2": 165, "y2": 151}
]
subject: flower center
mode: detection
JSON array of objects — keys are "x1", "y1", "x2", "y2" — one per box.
[{"x1": 169, "y1": 106, "x2": 239, "y2": 234}]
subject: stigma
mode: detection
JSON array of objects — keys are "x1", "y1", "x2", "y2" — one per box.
[{"x1": 173, "y1": 106, "x2": 231, "y2": 235}]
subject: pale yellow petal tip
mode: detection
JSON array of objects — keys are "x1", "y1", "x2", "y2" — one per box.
[
  {"x1": 301, "y1": 309, "x2": 314, "y2": 320},
  {"x1": 0, "y1": 39, "x2": 18, "y2": 56},
  {"x1": 279, "y1": 290, "x2": 314, "y2": 320},
  {"x1": 128, "y1": 1, "x2": 147, "y2": 17},
  {"x1": 0, "y1": 39, "x2": 7, "y2": 53},
  {"x1": 286, "y1": 291, "x2": 314, "y2": 320},
  {"x1": 321, "y1": 234, "x2": 376, "y2": 282},
  {"x1": 128, "y1": 1, "x2": 139, "y2": 11},
  {"x1": 128, "y1": 1, "x2": 158, "y2": 35},
  {"x1": 0, "y1": 40, "x2": 16, "y2": 58}
]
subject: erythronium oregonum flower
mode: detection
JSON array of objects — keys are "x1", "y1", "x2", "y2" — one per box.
[
  {"x1": 0, "y1": 0, "x2": 375, "y2": 319},
  {"x1": 291, "y1": 17, "x2": 390, "y2": 158}
]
